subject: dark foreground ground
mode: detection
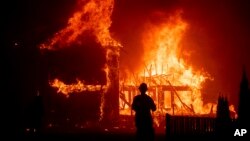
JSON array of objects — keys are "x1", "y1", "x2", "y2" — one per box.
[
  {"x1": 10, "y1": 129, "x2": 248, "y2": 141},
  {"x1": 18, "y1": 128, "x2": 166, "y2": 141},
  {"x1": 22, "y1": 133, "x2": 165, "y2": 141},
  {"x1": 15, "y1": 128, "x2": 224, "y2": 141},
  {"x1": 9, "y1": 120, "x2": 248, "y2": 141},
  {"x1": 19, "y1": 133, "x2": 233, "y2": 141}
]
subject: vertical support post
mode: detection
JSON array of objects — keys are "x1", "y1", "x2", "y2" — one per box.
[
  {"x1": 171, "y1": 91, "x2": 174, "y2": 115},
  {"x1": 103, "y1": 48, "x2": 119, "y2": 126},
  {"x1": 166, "y1": 114, "x2": 171, "y2": 137}
]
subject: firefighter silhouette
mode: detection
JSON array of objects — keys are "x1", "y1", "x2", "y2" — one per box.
[{"x1": 132, "y1": 83, "x2": 156, "y2": 141}]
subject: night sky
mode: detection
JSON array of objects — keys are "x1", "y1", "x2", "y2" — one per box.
[{"x1": 3, "y1": 0, "x2": 250, "y2": 112}]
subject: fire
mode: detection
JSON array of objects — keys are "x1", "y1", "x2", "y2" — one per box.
[
  {"x1": 40, "y1": 0, "x2": 121, "y2": 50},
  {"x1": 39, "y1": 0, "x2": 121, "y2": 120},
  {"x1": 39, "y1": 0, "x2": 236, "y2": 118},
  {"x1": 50, "y1": 79, "x2": 106, "y2": 97},
  {"x1": 120, "y1": 12, "x2": 214, "y2": 115},
  {"x1": 141, "y1": 12, "x2": 207, "y2": 87},
  {"x1": 229, "y1": 105, "x2": 237, "y2": 119},
  {"x1": 40, "y1": 0, "x2": 121, "y2": 94}
]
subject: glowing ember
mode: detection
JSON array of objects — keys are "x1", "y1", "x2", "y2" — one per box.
[
  {"x1": 50, "y1": 79, "x2": 106, "y2": 97},
  {"x1": 229, "y1": 105, "x2": 237, "y2": 118}
]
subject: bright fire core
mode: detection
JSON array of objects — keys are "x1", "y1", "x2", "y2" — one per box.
[
  {"x1": 40, "y1": 0, "x2": 236, "y2": 118},
  {"x1": 120, "y1": 12, "x2": 214, "y2": 116}
]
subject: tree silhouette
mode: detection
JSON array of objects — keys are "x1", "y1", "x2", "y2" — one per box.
[{"x1": 237, "y1": 67, "x2": 250, "y2": 131}]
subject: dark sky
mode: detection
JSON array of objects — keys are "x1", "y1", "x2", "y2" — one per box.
[{"x1": 3, "y1": 0, "x2": 250, "y2": 110}]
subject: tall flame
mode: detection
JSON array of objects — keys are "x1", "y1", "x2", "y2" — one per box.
[
  {"x1": 141, "y1": 12, "x2": 208, "y2": 87},
  {"x1": 39, "y1": 0, "x2": 236, "y2": 118},
  {"x1": 40, "y1": 0, "x2": 121, "y2": 50},
  {"x1": 39, "y1": 0, "x2": 121, "y2": 120},
  {"x1": 120, "y1": 12, "x2": 213, "y2": 115},
  {"x1": 40, "y1": 0, "x2": 121, "y2": 94}
]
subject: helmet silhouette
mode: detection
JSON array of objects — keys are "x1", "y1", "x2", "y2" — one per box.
[{"x1": 139, "y1": 83, "x2": 148, "y2": 92}]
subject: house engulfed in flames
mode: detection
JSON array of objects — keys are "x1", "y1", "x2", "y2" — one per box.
[
  {"x1": 40, "y1": 0, "x2": 236, "y2": 124},
  {"x1": 119, "y1": 12, "x2": 213, "y2": 116}
]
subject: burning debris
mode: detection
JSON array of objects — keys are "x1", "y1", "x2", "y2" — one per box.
[{"x1": 50, "y1": 79, "x2": 106, "y2": 97}]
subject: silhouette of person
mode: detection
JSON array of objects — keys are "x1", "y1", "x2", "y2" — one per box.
[{"x1": 132, "y1": 83, "x2": 156, "y2": 141}]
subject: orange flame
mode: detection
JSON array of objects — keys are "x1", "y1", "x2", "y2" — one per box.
[
  {"x1": 229, "y1": 105, "x2": 237, "y2": 119},
  {"x1": 120, "y1": 12, "x2": 215, "y2": 115},
  {"x1": 39, "y1": 0, "x2": 121, "y2": 120},
  {"x1": 40, "y1": 0, "x2": 121, "y2": 50},
  {"x1": 141, "y1": 12, "x2": 208, "y2": 87},
  {"x1": 40, "y1": 0, "x2": 236, "y2": 118},
  {"x1": 120, "y1": 12, "x2": 237, "y2": 116},
  {"x1": 40, "y1": 0, "x2": 121, "y2": 95},
  {"x1": 50, "y1": 79, "x2": 106, "y2": 97}
]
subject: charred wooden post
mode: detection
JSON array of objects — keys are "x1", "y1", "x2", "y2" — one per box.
[
  {"x1": 103, "y1": 48, "x2": 120, "y2": 126},
  {"x1": 166, "y1": 113, "x2": 171, "y2": 137},
  {"x1": 171, "y1": 91, "x2": 175, "y2": 115}
]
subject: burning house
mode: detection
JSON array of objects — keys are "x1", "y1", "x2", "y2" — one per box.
[
  {"x1": 39, "y1": 0, "x2": 237, "y2": 129},
  {"x1": 118, "y1": 12, "x2": 212, "y2": 116},
  {"x1": 40, "y1": 0, "x2": 122, "y2": 126}
]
